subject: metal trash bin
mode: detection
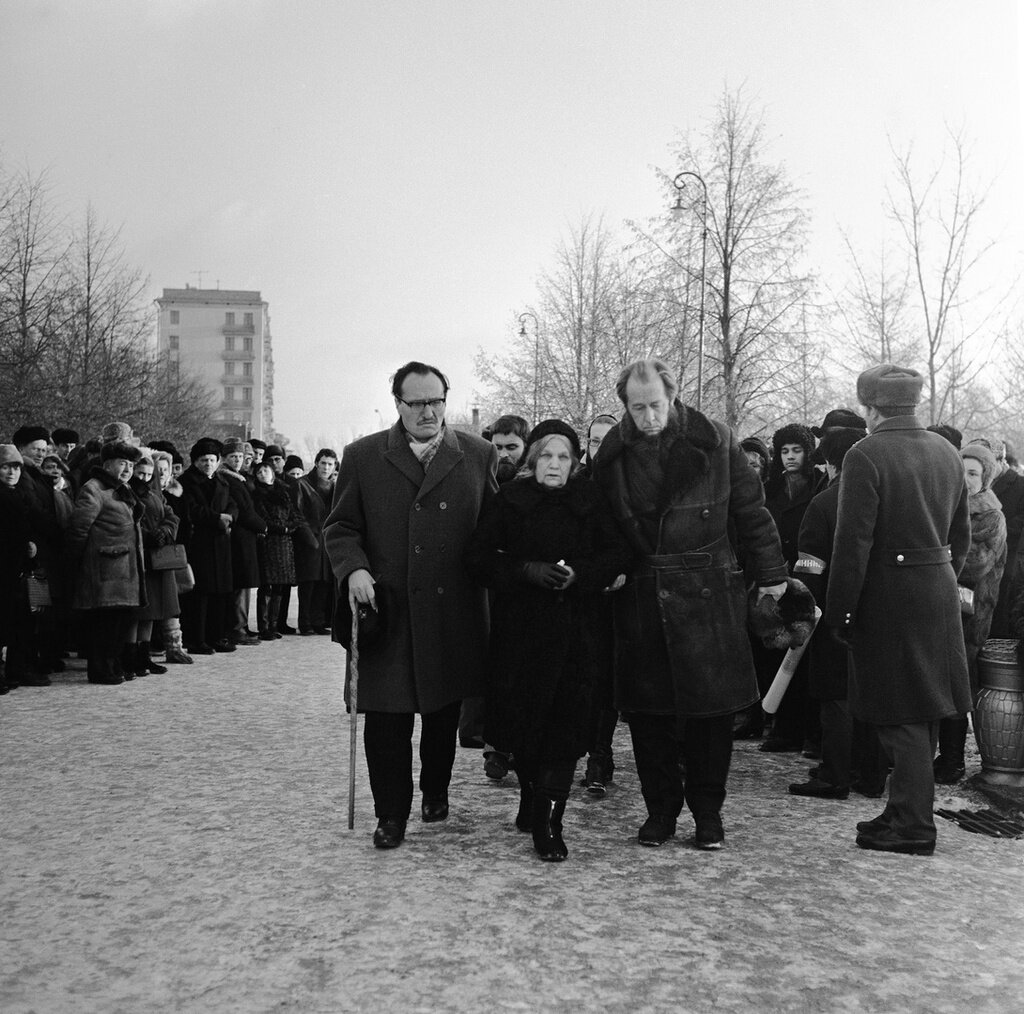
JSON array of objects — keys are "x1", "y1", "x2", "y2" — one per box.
[{"x1": 975, "y1": 638, "x2": 1024, "y2": 787}]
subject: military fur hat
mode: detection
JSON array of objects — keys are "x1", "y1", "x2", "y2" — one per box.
[
  {"x1": 101, "y1": 421, "x2": 134, "y2": 443},
  {"x1": 856, "y1": 365, "x2": 924, "y2": 408},
  {"x1": 189, "y1": 437, "x2": 224, "y2": 461},
  {"x1": 101, "y1": 441, "x2": 142, "y2": 464},
  {"x1": 221, "y1": 438, "x2": 246, "y2": 456},
  {"x1": 748, "y1": 577, "x2": 818, "y2": 650},
  {"x1": 11, "y1": 425, "x2": 50, "y2": 448},
  {"x1": 51, "y1": 427, "x2": 80, "y2": 444}
]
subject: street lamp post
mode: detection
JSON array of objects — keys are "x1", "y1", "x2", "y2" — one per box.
[
  {"x1": 672, "y1": 171, "x2": 708, "y2": 412},
  {"x1": 518, "y1": 311, "x2": 540, "y2": 423}
]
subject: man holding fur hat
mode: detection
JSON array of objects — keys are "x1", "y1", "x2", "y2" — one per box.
[{"x1": 826, "y1": 364, "x2": 971, "y2": 855}]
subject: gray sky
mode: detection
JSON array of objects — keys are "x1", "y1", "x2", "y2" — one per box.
[{"x1": 1, "y1": 0, "x2": 1021, "y2": 450}]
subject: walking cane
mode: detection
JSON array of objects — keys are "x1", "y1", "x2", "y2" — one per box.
[
  {"x1": 762, "y1": 607, "x2": 821, "y2": 714},
  {"x1": 347, "y1": 606, "x2": 360, "y2": 830}
]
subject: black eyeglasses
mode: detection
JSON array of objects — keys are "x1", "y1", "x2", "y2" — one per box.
[{"x1": 397, "y1": 397, "x2": 446, "y2": 411}]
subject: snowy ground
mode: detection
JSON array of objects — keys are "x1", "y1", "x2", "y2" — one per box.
[{"x1": 3, "y1": 629, "x2": 1023, "y2": 1014}]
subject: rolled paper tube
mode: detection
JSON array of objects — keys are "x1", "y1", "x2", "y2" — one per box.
[{"x1": 762, "y1": 607, "x2": 822, "y2": 715}]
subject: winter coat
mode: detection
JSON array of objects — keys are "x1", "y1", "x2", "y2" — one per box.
[
  {"x1": 989, "y1": 467, "x2": 1024, "y2": 637},
  {"x1": 959, "y1": 487, "x2": 1006, "y2": 681},
  {"x1": 825, "y1": 416, "x2": 971, "y2": 725},
  {"x1": 178, "y1": 466, "x2": 236, "y2": 595},
  {"x1": 795, "y1": 479, "x2": 847, "y2": 700},
  {"x1": 764, "y1": 424, "x2": 821, "y2": 570},
  {"x1": 295, "y1": 471, "x2": 335, "y2": 584},
  {"x1": 219, "y1": 466, "x2": 266, "y2": 589},
  {"x1": 17, "y1": 463, "x2": 69, "y2": 598},
  {"x1": 66, "y1": 467, "x2": 146, "y2": 611},
  {"x1": 0, "y1": 484, "x2": 34, "y2": 642},
  {"x1": 252, "y1": 480, "x2": 301, "y2": 586},
  {"x1": 465, "y1": 474, "x2": 633, "y2": 762},
  {"x1": 133, "y1": 478, "x2": 181, "y2": 621},
  {"x1": 592, "y1": 404, "x2": 789, "y2": 717},
  {"x1": 324, "y1": 422, "x2": 498, "y2": 714}
]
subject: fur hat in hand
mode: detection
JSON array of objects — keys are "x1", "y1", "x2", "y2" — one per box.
[{"x1": 748, "y1": 577, "x2": 818, "y2": 650}]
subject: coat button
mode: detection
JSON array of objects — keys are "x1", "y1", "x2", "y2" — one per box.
[
  {"x1": 896, "y1": 554, "x2": 904, "y2": 563},
  {"x1": 439, "y1": 502, "x2": 447, "y2": 510},
  {"x1": 659, "y1": 590, "x2": 669, "y2": 600},
  {"x1": 437, "y1": 586, "x2": 444, "y2": 594},
  {"x1": 414, "y1": 545, "x2": 422, "y2": 554},
  {"x1": 701, "y1": 588, "x2": 712, "y2": 599},
  {"x1": 414, "y1": 502, "x2": 422, "y2": 511},
  {"x1": 701, "y1": 509, "x2": 710, "y2": 519}
]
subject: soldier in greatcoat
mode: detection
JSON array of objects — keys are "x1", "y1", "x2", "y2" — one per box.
[
  {"x1": 826, "y1": 365, "x2": 971, "y2": 856},
  {"x1": 324, "y1": 362, "x2": 497, "y2": 850}
]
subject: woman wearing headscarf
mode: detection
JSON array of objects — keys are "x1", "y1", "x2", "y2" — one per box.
[
  {"x1": 466, "y1": 420, "x2": 632, "y2": 861},
  {"x1": 934, "y1": 442, "x2": 1007, "y2": 783}
]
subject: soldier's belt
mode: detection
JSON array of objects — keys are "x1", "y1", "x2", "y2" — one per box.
[{"x1": 885, "y1": 545, "x2": 953, "y2": 566}]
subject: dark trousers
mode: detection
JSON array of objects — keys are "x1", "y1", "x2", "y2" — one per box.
[
  {"x1": 298, "y1": 580, "x2": 333, "y2": 631},
  {"x1": 182, "y1": 590, "x2": 230, "y2": 647},
  {"x1": 819, "y1": 699, "x2": 853, "y2": 788},
  {"x1": 875, "y1": 722, "x2": 940, "y2": 840},
  {"x1": 363, "y1": 700, "x2": 462, "y2": 819},
  {"x1": 458, "y1": 696, "x2": 486, "y2": 743},
  {"x1": 84, "y1": 608, "x2": 131, "y2": 678},
  {"x1": 625, "y1": 711, "x2": 734, "y2": 819}
]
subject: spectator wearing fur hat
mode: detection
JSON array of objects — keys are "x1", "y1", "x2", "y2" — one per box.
[
  {"x1": 219, "y1": 438, "x2": 265, "y2": 645},
  {"x1": 295, "y1": 449, "x2": 338, "y2": 635},
  {"x1": 740, "y1": 436, "x2": 771, "y2": 484},
  {"x1": 826, "y1": 365, "x2": 971, "y2": 855},
  {"x1": 760, "y1": 422, "x2": 821, "y2": 755},
  {"x1": 810, "y1": 408, "x2": 867, "y2": 440},
  {"x1": 51, "y1": 428, "x2": 80, "y2": 461},
  {"x1": 790, "y1": 427, "x2": 887, "y2": 799},
  {"x1": 0, "y1": 445, "x2": 37, "y2": 693},
  {"x1": 251, "y1": 460, "x2": 304, "y2": 640},
  {"x1": 178, "y1": 438, "x2": 238, "y2": 654},
  {"x1": 284, "y1": 454, "x2": 305, "y2": 481},
  {"x1": 66, "y1": 441, "x2": 146, "y2": 685},
  {"x1": 934, "y1": 443, "x2": 1007, "y2": 784},
  {"x1": 248, "y1": 439, "x2": 267, "y2": 467}
]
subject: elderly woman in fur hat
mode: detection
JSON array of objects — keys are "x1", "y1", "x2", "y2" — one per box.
[
  {"x1": 466, "y1": 419, "x2": 632, "y2": 862},
  {"x1": 933, "y1": 441, "x2": 1007, "y2": 784}
]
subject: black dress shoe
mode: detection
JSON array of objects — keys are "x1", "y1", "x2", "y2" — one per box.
[
  {"x1": 373, "y1": 817, "x2": 407, "y2": 849},
  {"x1": 298, "y1": 628, "x2": 314, "y2": 636},
  {"x1": 856, "y1": 829, "x2": 935, "y2": 856},
  {"x1": 188, "y1": 644, "x2": 215, "y2": 655},
  {"x1": 638, "y1": 815, "x2": 676, "y2": 846},
  {"x1": 312, "y1": 626, "x2": 331, "y2": 635},
  {"x1": 856, "y1": 813, "x2": 891, "y2": 835},
  {"x1": 280, "y1": 624, "x2": 298, "y2": 635},
  {"x1": 788, "y1": 777, "x2": 849, "y2": 799},
  {"x1": 212, "y1": 640, "x2": 236, "y2": 653},
  {"x1": 421, "y1": 794, "x2": 449, "y2": 822},
  {"x1": 695, "y1": 813, "x2": 725, "y2": 850}
]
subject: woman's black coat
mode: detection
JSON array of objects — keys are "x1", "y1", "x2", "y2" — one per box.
[
  {"x1": 220, "y1": 468, "x2": 266, "y2": 589},
  {"x1": 465, "y1": 474, "x2": 632, "y2": 764},
  {"x1": 252, "y1": 480, "x2": 302, "y2": 586},
  {"x1": 178, "y1": 466, "x2": 236, "y2": 595}
]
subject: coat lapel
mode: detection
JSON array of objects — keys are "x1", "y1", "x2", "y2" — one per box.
[
  {"x1": 418, "y1": 426, "x2": 463, "y2": 498},
  {"x1": 383, "y1": 422, "x2": 428, "y2": 489}
]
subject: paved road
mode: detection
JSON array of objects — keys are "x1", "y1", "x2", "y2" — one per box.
[{"x1": 3, "y1": 632, "x2": 1023, "y2": 1013}]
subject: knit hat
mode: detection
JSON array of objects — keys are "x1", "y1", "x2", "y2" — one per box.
[
  {"x1": 265, "y1": 444, "x2": 285, "y2": 459},
  {"x1": 101, "y1": 421, "x2": 134, "y2": 443},
  {"x1": 51, "y1": 427, "x2": 80, "y2": 444},
  {"x1": 524, "y1": 419, "x2": 582, "y2": 460},
  {"x1": 0, "y1": 444, "x2": 24, "y2": 466},
  {"x1": 11, "y1": 425, "x2": 50, "y2": 448},
  {"x1": 856, "y1": 365, "x2": 924, "y2": 408},
  {"x1": 284, "y1": 454, "x2": 304, "y2": 472},
  {"x1": 810, "y1": 408, "x2": 866, "y2": 438},
  {"x1": 189, "y1": 437, "x2": 224, "y2": 461},
  {"x1": 221, "y1": 438, "x2": 246, "y2": 456},
  {"x1": 817, "y1": 427, "x2": 864, "y2": 469},
  {"x1": 101, "y1": 441, "x2": 141, "y2": 463},
  {"x1": 962, "y1": 443, "x2": 998, "y2": 491}
]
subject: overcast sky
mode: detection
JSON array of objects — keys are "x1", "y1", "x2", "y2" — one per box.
[{"x1": 1, "y1": 1, "x2": 1021, "y2": 450}]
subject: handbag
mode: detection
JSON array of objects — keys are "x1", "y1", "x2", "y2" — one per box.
[
  {"x1": 25, "y1": 571, "x2": 52, "y2": 610},
  {"x1": 149, "y1": 544, "x2": 188, "y2": 571},
  {"x1": 174, "y1": 563, "x2": 196, "y2": 594}
]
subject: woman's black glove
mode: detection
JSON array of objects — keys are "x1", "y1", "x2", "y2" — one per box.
[{"x1": 519, "y1": 561, "x2": 571, "y2": 589}]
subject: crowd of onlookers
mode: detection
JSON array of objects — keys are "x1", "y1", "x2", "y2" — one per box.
[{"x1": 0, "y1": 421, "x2": 337, "y2": 691}]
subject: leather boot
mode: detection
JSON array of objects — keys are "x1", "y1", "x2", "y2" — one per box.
[
  {"x1": 142, "y1": 641, "x2": 167, "y2": 675},
  {"x1": 531, "y1": 794, "x2": 568, "y2": 861},
  {"x1": 515, "y1": 779, "x2": 534, "y2": 832},
  {"x1": 934, "y1": 716, "x2": 968, "y2": 783}
]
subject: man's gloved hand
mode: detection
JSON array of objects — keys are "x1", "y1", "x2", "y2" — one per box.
[{"x1": 520, "y1": 561, "x2": 572, "y2": 589}]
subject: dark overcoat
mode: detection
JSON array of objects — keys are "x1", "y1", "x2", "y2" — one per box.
[
  {"x1": 178, "y1": 466, "x2": 236, "y2": 595},
  {"x1": 592, "y1": 405, "x2": 789, "y2": 717},
  {"x1": 825, "y1": 416, "x2": 971, "y2": 725},
  {"x1": 464, "y1": 475, "x2": 633, "y2": 762},
  {"x1": 795, "y1": 480, "x2": 847, "y2": 700},
  {"x1": 324, "y1": 422, "x2": 498, "y2": 714},
  {"x1": 295, "y1": 472, "x2": 335, "y2": 584},
  {"x1": 17, "y1": 463, "x2": 69, "y2": 599},
  {"x1": 0, "y1": 484, "x2": 34, "y2": 642},
  {"x1": 990, "y1": 467, "x2": 1024, "y2": 636},
  {"x1": 134, "y1": 479, "x2": 181, "y2": 621},
  {"x1": 66, "y1": 468, "x2": 146, "y2": 610},
  {"x1": 764, "y1": 472, "x2": 820, "y2": 571},
  {"x1": 252, "y1": 480, "x2": 301, "y2": 586},
  {"x1": 219, "y1": 467, "x2": 266, "y2": 589}
]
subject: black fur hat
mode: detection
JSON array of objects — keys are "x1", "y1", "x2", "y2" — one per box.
[
  {"x1": 816, "y1": 426, "x2": 864, "y2": 469},
  {"x1": 748, "y1": 577, "x2": 818, "y2": 650},
  {"x1": 767, "y1": 423, "x2": 816, "y2": 489},
  {"x1": 11, "y1": 425, "x2": 50, "y2": 448},
  {"x1": 810, "y1": 408, "x2": 866, "y2": 438}
]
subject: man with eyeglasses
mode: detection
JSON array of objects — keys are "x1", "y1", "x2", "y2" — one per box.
[{"x1": 325, "y1": 361, "x2": 498, "y2": 849}]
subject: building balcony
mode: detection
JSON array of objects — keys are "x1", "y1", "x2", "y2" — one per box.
[
  {"x1": 223, "y1": 323, "x2": 255, "y2": 335},
  {"x1": 220, "y1": 373, "x2": 255, "y2": 385},
  {"x1": 220, "y1": 399, "x2": 254, "y2": 410},
  {"x1": 221, "y1": 349, "x2": 255, "y2": 361}
]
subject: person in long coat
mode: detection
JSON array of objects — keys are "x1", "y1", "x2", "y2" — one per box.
[
  {"x1": 0, "y1": 445, "x2": 36, "y2": 693},
  {"x1": 252, "y1": 461, "x2": 304, "y2": 639},
  {"x1": 932, "y1": 442, "x2": 1007, "y2": 784},
  {"x1": 178, "y1": 438, "x2": 237, "y2": 654},
  {"x1": 591, "y1": 359, "x2": 789, "y2": 851},
  {"x1": 66, "y1": 442, "x2": 146, "y2": 685},
  {"x1": 466, "y1": 420, "x2": 632, "y2": 861},
  {"x1": 295, "y1": 449, "x2": 338, "y2": 635},
  {"x1": 219, "y1": 438, "x2": 265, "y2": 645},
  {"x1": 826, "y1": 365, "x2": 971, "y2": 856},
  {"x1": 323, "y1": 361, "x2": 498, "y2": 850}
]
